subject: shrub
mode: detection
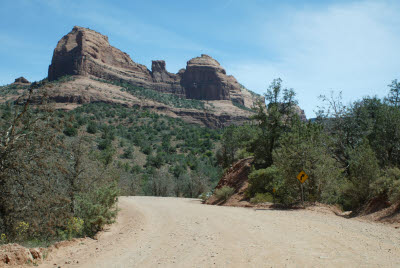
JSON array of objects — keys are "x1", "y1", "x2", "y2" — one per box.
[
  {"x1": 122, "y1": 146, "x2": 134, "y2": 159},
  {"x1": 0, "y1": 101, "x2": 222, "y2": 242},
  {"x1": 247, "y1": 166, "x2": 281, "y2": 198},
  {"x1": 340, "y1": 141, "x2": 380, "y2": 210},
  {"x1": 199, "y1": 192, "x2": 212, "y2": 203},
  {"x1": 215, "y1": 186, "x2": 235, "y2": 202},
  {"x1": 64, "y1": 126, "x2": 78, "y2": 137},
  {"x1": 86, "y1": 121, "x2": 98, "y2": 134},
  {"x1": 141, "y1": 145, "x2": 153, "y2": 155},
  {"x1": 15, "y1": 221, "x2": 29, "y2": 242},
  {"x1": 66, "y1": 217, "x2": 84, "y2": 240},
  {"x1": 75, "y1": 182, "x2": 119, "y2": 237},
  {"x1": 98, "y1": 138, "x2": 112, "y2": 150},
  {"x1": 250, "y1": 193, "x2": 274, "y2": 204},
  {"x1": 391, "y1": 179, "x2": 400, "y2": 204},
  {"x1": 371, "y1": 167, "x2": 400, "y2": 204},
  {"x1": 0, "y1": 233, "x2": 7, "y2": 245}
]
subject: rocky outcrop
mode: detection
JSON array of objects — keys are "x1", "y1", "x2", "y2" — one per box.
[
  {"x1": 0, "y1": 244, "x2": 45, "y2": 265},
  {"x1": 294, "y1": 106, "x2": 307, "y2": 122},
  {"x1": 48, "y1": 26, "x2": 154, "y2": 89},
  {"x1": 48, "y1": 26, "x2": 256, "y2": 107},
  {"x1": 151, "y1": 60, "x2": 184, "y2": 96},
  {"x1": 182, "y1": 54, "x2": 242, "y2": 103},
  {"x1": 13, "y1": 77, "x2": 30, "y2": 85},
  {"x1": 41, "y1": 26, "x2": 272, "y2": 127}
]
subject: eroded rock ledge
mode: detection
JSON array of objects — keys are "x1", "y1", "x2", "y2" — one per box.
[{"x1": 48, "y1": 26, "x2": 258, "y2": 107}]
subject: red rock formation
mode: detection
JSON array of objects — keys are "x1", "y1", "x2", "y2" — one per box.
[
  {"x1": 181, "y1": 54, "x2": 244, "y2": 104},
  {"x1": 48, "y1": 26, "x2": 250, "y2": 105},
  {"x1": 48, "y1": 26, "x2": 154, "y2": 89},
  {"x1": 13, "y1": 77, "x2": 30, "y2": 85},
  {"x1": 151, "y1": 60, "x2": 184, "y2": 96}
]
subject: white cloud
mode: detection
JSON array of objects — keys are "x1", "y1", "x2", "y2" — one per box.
[
  {"x1": 227, "y1": 1, "x2": 400, "y2": 118},
  {"x1": 3, "y1": 0, "x2": 398, "y2": 117},
  {"x1": 39, "y1": 0, "x2": 211, "y2": 55},
  {"x1": 35, "y1": 0, "x2": 222, "y2": 71}
]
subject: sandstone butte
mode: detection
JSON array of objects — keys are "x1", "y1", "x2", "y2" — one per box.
[
  {"x1": 48, "y1": 26, "x2": 249, "y2": 104},
  {"x1": 4, "y1": 26, "x2": 307, "y2": 127},
  {"x1": 12, "y1": 77, "x2": 30, "y2": 85}
]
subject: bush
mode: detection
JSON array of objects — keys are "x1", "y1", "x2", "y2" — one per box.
[
  {"x1": 250, "y1": 193, "x2": 274, "y2": 204},
  {"x1": 75, "y1": 182, "x2": 119, "y2": 237},
  {"x1": 0, "y1": 233, "x2": 7, "y2": 245},
  {"x1": 371, "y1": 167, "x2": 400, "y2": 204},
  {"x1": 98, "y1": 138, "x2": 112, "y2": 150},
  {"x1": 87, "y1": 121, "x2": 98, "y2": 134},
  {"x1": 215, "y1": 186, "x2": 235, "y2": 202},
  {"x1": 141, "y1": 145, "x2": 153, "y2": 155},
  {"x1": 247, "y1": 166, "x2": 281, "y2": 198},
  {"x1": 66, "y1": 217, "x2": 84, "y2": 240},
  {"x1": 340, "y1": 141, "x2": 380, "y2": 210},
  {"x1": 122, "y1": 146, "x2": 134, "y2": 159},
  {"x1": 199, "y1": 192, "x2": 212, "y2": 202},
  {"x1": 64, "y1": 126, "x2": 78, "y2": 137},
  {"x1": 15, "y1": 221, "x2": 29, "y2": 242}
]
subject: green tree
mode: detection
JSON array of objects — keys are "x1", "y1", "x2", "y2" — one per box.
[
  {"x1": 250, "y1": 78, "x2": 298, "y2": 168},
  {"x1": 218, "y1": 124, "x2": 256, "y2": 168},
  {"x1": 273, "y1": 120, "x2": 341, "y2": 205},
  {"x1": 340, "y1": 141, "x2": 380, "y2": 210},
  {"x1": 387, "y1": 79, "x2": 400, "y2": 107},
  {"x1": 0, "y1": 85, "x2": 66, "y2": 239}
]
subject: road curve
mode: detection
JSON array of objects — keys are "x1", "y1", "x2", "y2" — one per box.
[{"x1": 41, "y1": 196, "x2": 400, "y2": 268}]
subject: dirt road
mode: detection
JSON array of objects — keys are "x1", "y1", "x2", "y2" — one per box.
[{"x1": 41, "y1": 196, "x2": 400, "y2": 268}]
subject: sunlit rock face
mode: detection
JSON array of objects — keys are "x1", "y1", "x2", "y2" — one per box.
[
  {"x1": 48, "y1": 27, "x2": 248, "y2": 105},
  {"x1": 182, "y1": 54, "x2": 242, "y2": 103}
]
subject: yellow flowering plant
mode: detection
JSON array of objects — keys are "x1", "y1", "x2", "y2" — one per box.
[
  {"x1": 0, "y1": 233, "x2": 7, "y2": 244},
  {"x1": 66, "y1": 217, "x2": 84, "y2": 239},
  {"x1": 15, "y1": 221, "x2": 29, "y2": 241}
]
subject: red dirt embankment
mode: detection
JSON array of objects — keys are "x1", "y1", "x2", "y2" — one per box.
[{"x1": 206, "y1": 157, "x2": 253, "y2": 207}]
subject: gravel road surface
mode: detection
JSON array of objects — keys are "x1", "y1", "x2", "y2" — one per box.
[{"x1": 41, "y1": 196, "x2": 400, "y2": 268}]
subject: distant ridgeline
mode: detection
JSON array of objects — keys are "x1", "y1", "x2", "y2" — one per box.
[
  {"x1": 47, "y1": 26, "x2": 260, "y2": 107},
  {"x1": 0, "y1": 26, "x2": 309, "y2": 128}
]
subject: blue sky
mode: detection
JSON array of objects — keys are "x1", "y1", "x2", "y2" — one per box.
[{"x1": 1, "y1": 0, "x2": 399, "y2": 117}]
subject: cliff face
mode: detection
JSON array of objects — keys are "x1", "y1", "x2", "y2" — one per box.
[
  {"x1": 48, "y1": 26, "x2": 154, "y2": 89},
  {"x1": 13, "y1": 77, "x2": 30, "y2": 85},
  {"x1": 151, "y1": 60, "x2": 184, "y2": 97},
  {"x1": 48, "y1": 26, "x2": 258, "y2": 107},
  {"x1": 182, "y1": 55, "x2": 231, "y2": 100}
]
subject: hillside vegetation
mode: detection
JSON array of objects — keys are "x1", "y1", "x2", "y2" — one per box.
[
  {"x1": 218, "y1": 78, "x2": 400, "y2": 212},
  {"x1": 0, "y1": 83, "x2": 222, "y2": 246},
  {"x1": 1, "y1": 77, "x2": 399, "y2": 248},
  {"x1": 93, "y1": 79, "x2": 208, "y2": 110}
]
